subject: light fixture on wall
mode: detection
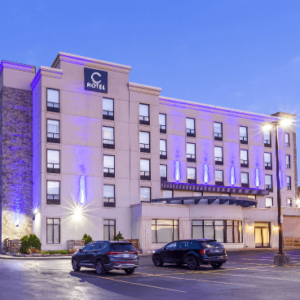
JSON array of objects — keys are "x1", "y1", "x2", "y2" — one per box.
[
  {"x1": 79, "y1": 175, "x2": 86, "y2": 204},
  {"x1": 231, "y1": 166, "x2": 235, "y2": 186},
  {"x1": 255, "y1": 168, "x2": 260, "y2": 188},
  {"x1": 204, "y1": 164, "x2": 209, "y2": 184},
  {"x1": 175, "y1": 161, "x2": 180, "y2": 182}
]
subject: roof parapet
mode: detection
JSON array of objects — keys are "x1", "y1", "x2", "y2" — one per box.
[
  {"x1": 128, "y1": 82, "x2": 161, "y2": 96},
  {"x1": 0, "y1": 60, "x2": 36, "y2": 75},
  {"x1": 31, "y1": 66, "x2": 63, "y2": 90}
]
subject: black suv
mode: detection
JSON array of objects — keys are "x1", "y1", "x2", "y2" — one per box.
[
  {"x1": 72, "y1": 241, "x2": 139, "y2": 275},
  {"x1": 152, "y1": 239, "x2": 227, "y2": 270}
]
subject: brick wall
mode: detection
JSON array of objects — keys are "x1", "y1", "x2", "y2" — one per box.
[{"x1": 0, "y1": 86, "x2": 33, "y2": 240}]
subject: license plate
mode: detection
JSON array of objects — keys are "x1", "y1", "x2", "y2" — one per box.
[
  {"x1": 211, "y1": 248, "x2": 221, "y2": 253},
  {"x1": 123, "y1": 254, "x2": 129, "y2": 258}
]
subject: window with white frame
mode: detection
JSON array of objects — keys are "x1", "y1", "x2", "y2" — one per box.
[
  {"x1": 285, "y1": 133, "x2": 290, "y2": 147},
  {"x1": 46, "y1": 218, "x2": 60, "y2": 244},
  {"x1": 265, "y1": 175, "x2": 273, "y2": 191},
  {"x1": 214, "y1": 146, "x2": 223, "y2": 165},
  {"x1": 47, "y1": 119, "x2": 60, "y2": 143},
  {"x1": 187, "y1": 167, "x2": 196, "y2": 183},
  {"x1": 215, "y1": 170, "x2": 224, "y2": 185},
  {"x1": 240, "y1": 149, "x2": 248, "y2": 167},
  {"x1": 103, "y1": 185, "x2": 115, "y2": 207},
  {"x1": 264, "y1": 152, "x2": 272, "y2": 170},
  {"x1": 47, "y1": 181, "x2": 60, "y2": 205},
  {"x1": 265, "y1": 197, "x2": 273, "y2": 208},
  {"x1": 47, "y1": 89, "x2": 60, "y2": 112},
  {"x1": 264, "y1": 131, "x2": 271, "y2": 147},
  {"x1": 103, "y1": 98, "x2": 114, "y2": 120},
  {"x1": 140, "y1": 187, "x2": 151, "y2": 201},
  {"x1": 241, "y1": 172, "x2": 249, "y2": 188},
  {"x1": 214, "y1": 122, "x2": 223, "y2": 140},
  {"x1": 159, "y1": 114, "x2": 166, "y2": 133},
  {"x1": 186, "y1": 143, "x2": 196, "y2": 161},
  {"x1": 160, "y1": 165, "x2": 167, "y2": 181},
  {"x1": 160, "y1": 139, "x2": 167, "y2": 159},
  {"x1": 103, "y1": 219, "x2": 116, "y2": 240},
  {"x1": 103, "y1": 155, "x2": 115, "y2": 177},
  {"x1": 139, "y1": 131, "x2": 150, "y2": 152},
  {"x1": 140, "y1": 159, "x2": 151, "y2": 180},
  {"x1": 240, "y1": 126, "x2": 248, "y2": 143},
  {"x1": 139, "y1": 104, "x2": 150, "y2": 124},
  {"x1": 286, "y1": 154, "x2": 291, "y2": 169},
  {"x1": 103, "y1": 126, "x2": 115, "y2": 148},
  {"x1": 47, "y1": 150, "x2": 60, "y2": 173},
  {"x1": 287, "y1": 176, "x2": 292, "y2": 190},
  {"x1": 186, "y1": 118, "x2": 195, "y2": 136}
]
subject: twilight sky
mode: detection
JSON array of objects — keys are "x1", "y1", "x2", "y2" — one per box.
[{"x1": 1, "y1": 0, "x2": 300, "y2": 182}]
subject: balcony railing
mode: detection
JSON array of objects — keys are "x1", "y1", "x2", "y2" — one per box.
[
  {"x1": 264, "y1": 140, "x2": 271, "y2": 147},
  {"x1": 140, "y1": 171, "x2": 151, "y2": 180},
  {"x1": 47, "y1": 194, "x2": 60, "y2": 205},
  {"x1": 104, "y1": 168, "x2": 115, "y2": 178},
  {"x1": 160, "y1": 150, "x2": 167, "y2": 159},
  {"x1": 266, "y1": 184, "x2": 273, "y2": 192},
  {"x1": 214, "y1": 132, "x2": 223, "y2": 141},
  {"x1": 103, "y1": 110, "x2": 114, "y2": 120},
  {"x1": 286, "y1": 164, "x2": 291, "y2": 169},
  {"x1": 215, "y1": 181, "x2": 224, "y2": 186},
  {"x1": 160, "y1": 176, "x2": 167, "y2": 182},
  {"x1": 47, "y1": 102, "x2": 60, "y2": 113},
  {"x1": 240, "y1": 136, "x2": 248, "y2": 144},
  {"x1": 103, "y1": 198, "x2": 115, "y2": 207},
  {"x1": 103, "y1": 139, "x2": 115, "y2": 149},
  {"x1": 265, "y1": 162, "x2": 272, "y2": 170},
  {"x1": 140, "y1": 143, "x2": 150, "y2": 153},
  {"x1": 186, "y1": 128, "x2": 195, "y2": 137},
  {"x1": 240, "y1": 159, "x2": 249, "y2": 168},
  {"x1": 47, "y1": 163, "x2": 60, "y2": 173},
  {"x1": 47, "y1": 133, "x2": 60, "y2": 143},
  {"x1": 215, "y1": 157, "x2": 223, "y2": 165},
  {"x1": 241, "y1": 183, "x2": 249, "y2": 188},
  {"x1": 187, "y1": 153, "x2": 196, "y2": 162},
  {"x1": 188, "y1": 178, "x2": 196, "y2": 184},
  {"x1": 139, "y1": 115, "x2": 150, "y2": 125},
  {"x1": 160, "y1": 125, "x2": 166, "y2": 134}
]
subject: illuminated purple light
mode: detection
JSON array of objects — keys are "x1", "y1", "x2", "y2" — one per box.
[{"x1": 175, "y1": 161, "x2": 180, "y2": 182}]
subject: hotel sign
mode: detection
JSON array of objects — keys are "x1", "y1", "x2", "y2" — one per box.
[{"x1": 84, "y1": 68, "x2": 108, "y2": 93}]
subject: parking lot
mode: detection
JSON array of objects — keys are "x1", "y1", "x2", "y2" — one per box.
[{"x1": 1, "y1": 250, "x2": 300, "y2": 299}]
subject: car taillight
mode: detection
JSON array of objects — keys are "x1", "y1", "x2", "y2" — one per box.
[
  {"x1": 133, "y1": 251, "x2": 138, "y2": 255},
  {"x1": 106, "y1": 252, "x2": 119, "y2": 255},
  {"x1": 200, "y1": 249, "x2": 206, "y2": 255}
]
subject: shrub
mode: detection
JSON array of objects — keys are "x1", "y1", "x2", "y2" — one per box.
[
  {"x1": 83, "y1": 234, "x2": 93, "y2": 245},
  {"x1": 20, "y1": 234, "x2": 42, "y2": 254},
  {"x1": 68, "y1": 249, "x2": 77, "y2": 254},
  {"x1": 42, "y1": 250, "x2": 69, "y2": 255},
  {"x1": 115, "y1": 231, "x2": 124, "y2": 241},
  {"x1": 27, "y1": 247, "x2": 41, "y2": 254}
]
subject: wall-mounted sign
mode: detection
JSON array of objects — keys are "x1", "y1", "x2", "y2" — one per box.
[{"x1": 84, "y1": 68, "x2": 108, "y2": 93}]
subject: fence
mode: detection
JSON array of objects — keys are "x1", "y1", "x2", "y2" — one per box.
[
  {"x1": 2, "y1": 239, "x2": 21, "y2": 253},
  {"x1": 283, "y1": 237, "x2": 300, "y2": 248}
]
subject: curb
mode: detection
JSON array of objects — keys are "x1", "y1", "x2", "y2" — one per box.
[{"x1": 0, "y1": 255, "x2": 71, "y2": 260}]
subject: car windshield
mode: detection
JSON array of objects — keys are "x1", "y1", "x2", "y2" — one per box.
[
  {"x1": 110, "y1": 243, "x2": 135, "y2": 252},
  {"x1": 202, "y1": 241, "x2": 223, "y2": 248}
]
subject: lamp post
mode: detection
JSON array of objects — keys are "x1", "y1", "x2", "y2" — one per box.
[{"x1": 262, "y1": 118, "x2": 292, "y2": 266}]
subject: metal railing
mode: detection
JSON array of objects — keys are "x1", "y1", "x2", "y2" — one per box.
[
  {"x1": 140, "y1": 143, "x2": 150, "y2": 152},
  {"x1": 140, "y1": 171, "x2": 151, "y2": 180},
  {"x1": 215, "y1": 157, "x2": 223, "y2": 165},
  {"x1": 160, "y1": 125, "x2": 166, "y2": 133},
  {"x1": 104, "y1": 168, "x2": 115, "y2": 177},
  {"x1": 47, "y1": 194, "x2": 60, "y2": 204},
  {"x1": 104, "y1": 197, "x2": 115, "y2": 207},
  {"x1": 103, "y1": 110, "x2": 114, "y2": 120},
  {"x1": 186, "y1": 128, "x2": 195, "y2": 136},
  {"x1": 240, "y1": 159, "x2": 248, "y2": 167},
  {"x1": 266, "y1": 184, "x2": 273, "y2": 191},
  {"x1": 264, "y1": 140, "x2": 271, "y2": 147},
  {"x1": 214, "y1": 132, "x2": 222, "y2": 140},
  {"x1": 240, "y1": 136, "x2": 248, "y2": 143},
  {"x1": 286, "y1": 164, "x2": 291, "y2": 169},
  {"x1": 47, "y1": 102, "x2": 60, "y2": 112},
  {"x1": 139, "y1": 115, "x2": 150, "y2": 125},
  {"x1": 47, "y1": 163, "x2": 60, "y2": 173},
  {"x1": 160, "y1": 150, "x2": 167, "y2": 158}
]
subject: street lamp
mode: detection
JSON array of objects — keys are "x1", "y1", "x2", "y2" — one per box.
[{"x1": 262, "y1": 117, "x2": 293, "y2": 266}]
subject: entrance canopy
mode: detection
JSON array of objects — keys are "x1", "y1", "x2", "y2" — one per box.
[{"x1": 150, "y1": 196, "x2": 257, "y2": 208}]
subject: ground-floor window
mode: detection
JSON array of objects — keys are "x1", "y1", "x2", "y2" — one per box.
[
  {"x1": 152, "y1": 219, "x2": 179, "y2": 243},
  {"x1": 46, "y1": 218, "x2": 60, "y2": 244},
  {"x1": 192, "y1": 220, "x2": 243, "y2": 243},
  {"x1": 254, "y1": 222, "x2": 270, "y2": 248},
  {"x1": 104, "y1": 219, "x2": 116, "y2": 240}
]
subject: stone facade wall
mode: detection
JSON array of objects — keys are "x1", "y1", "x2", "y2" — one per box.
[{"x1": 0, "y1": 86, "x2": 33, "y2": 240}]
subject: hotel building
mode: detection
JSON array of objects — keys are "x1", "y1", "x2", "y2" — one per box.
[{"x1": 0, "y1": 53, "x2": 298, "y2": 253}]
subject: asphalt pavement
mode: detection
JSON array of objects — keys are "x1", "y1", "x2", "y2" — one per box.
[{"x1": 1, "y1": 250, "x2": 300, "y2": 300}]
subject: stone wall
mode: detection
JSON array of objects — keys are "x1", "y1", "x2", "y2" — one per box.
[{"x1": 0, "y1": 86, "x2": 33, "y2": 240}]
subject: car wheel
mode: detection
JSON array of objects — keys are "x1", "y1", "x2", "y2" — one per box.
[
  {"x1": 185, "y1": 256, "x2": 199, "y2": 270},
  {"x1": 211, "y1": 263, "x2": 223, "y2": 269},
  {"x1": 72, "y1": 259, "x2": 81, "y2": 272},
  {"x1": 95, "y1": 260, "x2": 106, "y2": 275},
  {"x1": 124, "y1": 268, "x2": 135, "y2": 275},
  {"x1": 152, "y1": 255, "x2": 164, "y2": 267}
]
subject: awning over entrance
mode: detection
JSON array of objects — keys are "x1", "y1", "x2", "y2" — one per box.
[
  {"x1": 161, "y1": 181, "x2": 269, "y2": 196},
  {"x1": 150, "y1": 196, "x2": 257, "y2": 207}
]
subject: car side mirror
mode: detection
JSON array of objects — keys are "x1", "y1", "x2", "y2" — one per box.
[{"x1": 79, "y1": 249, "x2": 83, "y2": 253}]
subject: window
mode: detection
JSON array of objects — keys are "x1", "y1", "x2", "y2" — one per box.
[
  {"x1": 163, "y1": 190, "x2": 173, "y2": 198},
  {"x1": 46, "y1": 218, "x2": 60, "y2": 244},
  {"x1": 240, "y1": 150, "x2": 248, "y2": 167},
  {"x1": 264, "y1": 131, "x2": 271, "y2": 147},
  {"x1": 285, "y1": 133, "x2": 290, "y2": 147},
  {"x1": 186, "y1": 118, "x2": 195, "y2": 137},
  {"x1": 47, "y1": 119, "x2": 60, "y2": 143},
  {"x1": 47, "y1": 181, "x2": 60, "y2": 205},
  {"x1": 241, "y1": 172, "x2": 249, "y2": 188},
  {"x1": 140, "y1": 159, "x2": 151, "y2": 180},
  {"x1": 186, "y1": 143, "x2": 196, "y2": 162},
  {"x1": 160, "y1": 140, "x2": 167, "y2": 159},
  {"x1": 265, "y1": 175, "x2": 273, "y2": 192},
  {"x1": 140, "y1": 187, "x2": 151, "y2": 201},
  {"x1": 103, "y1": 219, "x2": 116, "y2": 240},
  {"x1": 151, "y1": 219, "x2": 179, "y2": 243},
  {"x1": 215, "y1": 170, "x2": 224, "y2": 186},
  {"x1": 192, "y1": 220, "x2": 243, "y2": 243},
  {"x1": 103, "y1": 155, "x2": 115, "y2": 177},
  {"x1": 240, "y1": 126, "x2": 248, "y2": 144},
  {"x1": 214, "y1": 122, "x2": 222, "y2": 141},
  {"x1": 286, "y1": 154, "x2": 291, "y2": 169},
  {"x1": 139, "y1": 104, "x2": 150, "y2": 125},
  {"x1": 103, "y1": 98, "x2": 114, "y2": 120},
  {"x1": 287, "y1": 198, "x2": 293, "y2": 207},
  {"x1": 287, "y1": 176, "x2": 292, "y2": 190},
  {"x1": 103, "y1": 126, "x2": 115, "y2": 149},
  {"x1": 47, "y1": 89, "x2": 60, "y2": 113},
  {"x1": 264, "y1": 153, "x2": 272, "y2": 170},
  {"x1": 187, "y1": 167, "x2": 196, "y2": 184},
  {"x1": 214, "y1": 146, "x2": 223, "y2": 165},
  {"x1": 160, "y1": 165, "x2": 167, "y2": 182},
  {"x1": 103, "y1": 185, "x2": 115, "y2": 207},
  {"x1": 159, "y1": 114, "x2": 166, "y2": 133},
  {"x1": 139, "y1": 131, "x2": 150, "y2": 153},
  {"x1": 47, "y1": 150, "x2": 60, "y2": 173},
  {"x1": 265, "y1": 197, "x2": 273, "y2": 208}
]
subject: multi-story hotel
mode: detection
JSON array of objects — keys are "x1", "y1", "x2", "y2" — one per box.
[{"x1": 0, "y1": 53, "x2": 298, "y2": 253}]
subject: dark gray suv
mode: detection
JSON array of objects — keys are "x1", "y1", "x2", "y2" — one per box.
[{"x1": 72, "y1": 241, "x2": 139, "y2": 275}]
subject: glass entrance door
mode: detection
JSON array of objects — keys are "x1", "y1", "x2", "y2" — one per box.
[{"x1": 254, "y1": 223, "x2": 270, "y2": 248}]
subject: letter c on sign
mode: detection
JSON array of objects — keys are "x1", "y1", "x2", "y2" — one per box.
[{"x1": 91, "y1": 72, "x2": 101, "y2": 84}]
